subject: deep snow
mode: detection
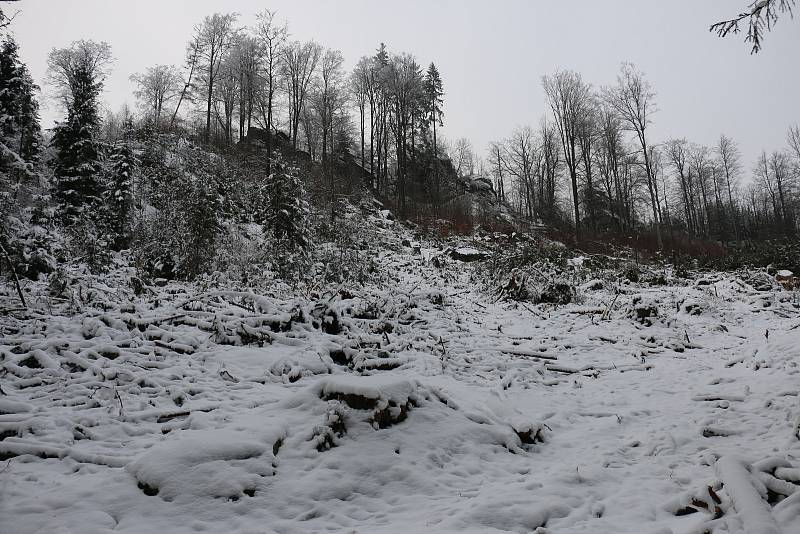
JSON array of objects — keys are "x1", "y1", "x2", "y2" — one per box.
[{"x1": 1, "y1": 230, "x2": 800, "y2": 533}]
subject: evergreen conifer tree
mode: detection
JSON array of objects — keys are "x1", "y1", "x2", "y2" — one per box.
[
  {"x1": 104, "y1": 142, "x2": 136, "y2": 249},
  {"x1": 51, "y1": 64, "x2": 104, "y2": 224},
  {"x1": 0, "y1": 36, "x2": 41, "y2": 172},
  {"x1": 266, "y1": 161, "x2": 311, "y2": 252},
  {"x1": 424, "y1": 63, "x2": 444, "y2": 207}
]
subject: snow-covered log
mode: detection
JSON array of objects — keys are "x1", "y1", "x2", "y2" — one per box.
[{"x1": 715, "y1": 456, "x2": 781, "y2": 534}]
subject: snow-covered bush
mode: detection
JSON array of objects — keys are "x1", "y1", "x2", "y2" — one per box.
[
  {"x1": 309, "y1": 200, "x2": 385, "y2": 288},
  {"x1": 535, "y1": 280, "x2": 576, "y2": 305},
  {"x1": 65, "y1": 218, "x2": 113, "y2": 273},
  {"x1": 498, "y1": 268, "x2": 530, "y2": 301},
  {"x1": 0, "y1": 189, "x2": 60, "y2": 280},
  {"x1": 132, "y1": 139, "x2": 224, "y2": 280},
  {"x1": 212, "y1": 222, "x2": 271, "y2": 284},
  {"x1": 628, "y1": 295, "x2": 659, "y2": 326},
  {"x1": 132, "y1": 174, "x2": 221, "y2": 279}
]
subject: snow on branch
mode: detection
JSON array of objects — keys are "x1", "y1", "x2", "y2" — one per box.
[{"x1": 710, "y1": 0, "x2": 795, "y2": 53}]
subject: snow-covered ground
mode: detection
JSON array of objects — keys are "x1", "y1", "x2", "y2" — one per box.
[{"x1": 2, "y1": 228, "x2": 800, "y2": 533}]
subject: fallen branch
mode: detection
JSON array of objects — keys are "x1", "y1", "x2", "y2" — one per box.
[
  {"x1": 519, "y1": 302, "x2": 545, "y2": 318},
  {"x1": 692, "y1": 393, "x2": 745, "y2": 402},
  {"x1": 501, "y1": 348, "x2": 558, "y2": 361},
  {"x1": 546, "y1": 364, "x2": 599, "y2": 377}
]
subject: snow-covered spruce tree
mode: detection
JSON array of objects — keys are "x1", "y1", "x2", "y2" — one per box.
[
  {"x1": 47, "y1": 40, "x2": 112, "y2": 227},
  {"x1": 267, "y1": 162, "x2": 311, "y2": 248},
  {"x1": 0, "y1": 36, "x2": 41, "y2": 173},
  {"x1": 50, "y1": 64, "x2": 104, "y2": 224},
  {"x1": 49, "y1": 66, "x2": 114, "y2": 270},
  {"x1": 46, "y1": 41, "x2": 113, "y2": 270},
  {"x1": 178, "y1": 171, "x2": 223, "y2": 278},
  {"x1": 102, "y1": 142, "x2": 136, "y2": 250},
  {"x1": 0, "y1": 23, "x2": 54, "y2": 288},
  {"x1": 264, "y1": 160, "x2": 311, "y2": 278}
]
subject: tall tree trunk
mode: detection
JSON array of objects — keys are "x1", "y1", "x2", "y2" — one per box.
[
  {"x1": 359, "y1": 101, "x2": 365, "y2": 172},
  {"x1": 432, "y1": 110, "x2": 439, "y2": 213},
  {"x1": 171, "y1": 65, "x2": 196, "y2": 130},
  {"x1": 568, "y1": 141, "x2": 580, "y2": 244},
  {"x1": 239, "y1": 72, "x2": 246, "y2": 140},
  {"x1": 724, "y1": 170, "x2": 739, "y2": 241},
  {"x1": 205, "y1": 60, "x2": 214, "y2": 143},
  {"x1": 641, "y1": 139, "x2": 663, "y2": 249}
]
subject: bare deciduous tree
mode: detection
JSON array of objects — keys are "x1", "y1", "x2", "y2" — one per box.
[
  {"x1": 228, "y1": 34, "x2": 260, "y2": 140},
  {"x1": 577, "y1": 100, "x2": 599, "y2": 232},
  {"x1": 283, "y1": 40, "x2": 322, "y2": 150},
  {"x1": 254, "y1": 9, "x2": 287, "y2": 163},
  {"x1": 311, "y1": 48, "x2": 347, "y2": 218},
  {"x1": 788, "y1": 124, "x2": 800, "y2": 168},
  {"x1": 194, "y1": 13, "x2": 238, "y2": 142},
  {"x1": 502, "y1": 126, "x2": 537, "y2": 219},
  {"x1": 451, "y1": 137, "x2": 474, "y2": 178},
  {"x1": 603, "y1": 63, "x2": 662, "y2": 249},
  {"x1": 689, "y1": 144, "x2": 714, "y2": 237},
  {"x1": 46, "y1": 39, "x2": 113, "y2": 111},
  {"x1": 666, "y1": 138, "x2": 697, "y2": 234},
  {"x1": 130, "y1": 65, "x2": 182, "y2": 128},
  {"x1": 170, "y1": 32, "x2": 201, "y2": 129},
  {"x1": 543, "y1": 70, "x2": 591, "y2": 243},
  {"x1": 351, "y1": 56, "x2": 371, "y2": 172},
  {"x1": 313, "y1": 49, "x2": 345, "y2": 167},
  {"x1": 716, "y1": 134, "x2": 742, "y2": 240},
  {"x1": 597, "y1": 107, "x2": 628, "y2": 232}
]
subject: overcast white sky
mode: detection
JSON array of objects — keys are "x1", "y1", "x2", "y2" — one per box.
[{"x1": 8, "y1": 0, "x2": 800, "y2": 173}]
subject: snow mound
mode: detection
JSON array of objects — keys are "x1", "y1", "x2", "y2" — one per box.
[
  {"x1": 311, "y1": 375, "x2": 421, "y2": 429},
  {"x1": 313, "y1": 374, "x2": 417, "y2": 406},
  {"x1": 127, "y1": 429, "x2": 277, "y2": 501},
  {"x1": 469, "y1": 499, "x2": 572, "y2": 532},
  {"x1": 0, "y1": 398, "x2": 32, "y2": 414}
]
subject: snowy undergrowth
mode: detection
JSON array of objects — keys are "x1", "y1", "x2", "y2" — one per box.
[{"x1": 1, "y1": 222, "x2": 800, "y2": 533}]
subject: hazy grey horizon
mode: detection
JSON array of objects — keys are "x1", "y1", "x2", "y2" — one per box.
[{"x1": 9, "y1": 0, "x2": 800, "y2": 174}]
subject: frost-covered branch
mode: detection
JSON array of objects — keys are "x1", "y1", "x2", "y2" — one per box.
[{"x1": 710, "y1": 0, "x2": 795, "y2": 53}]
